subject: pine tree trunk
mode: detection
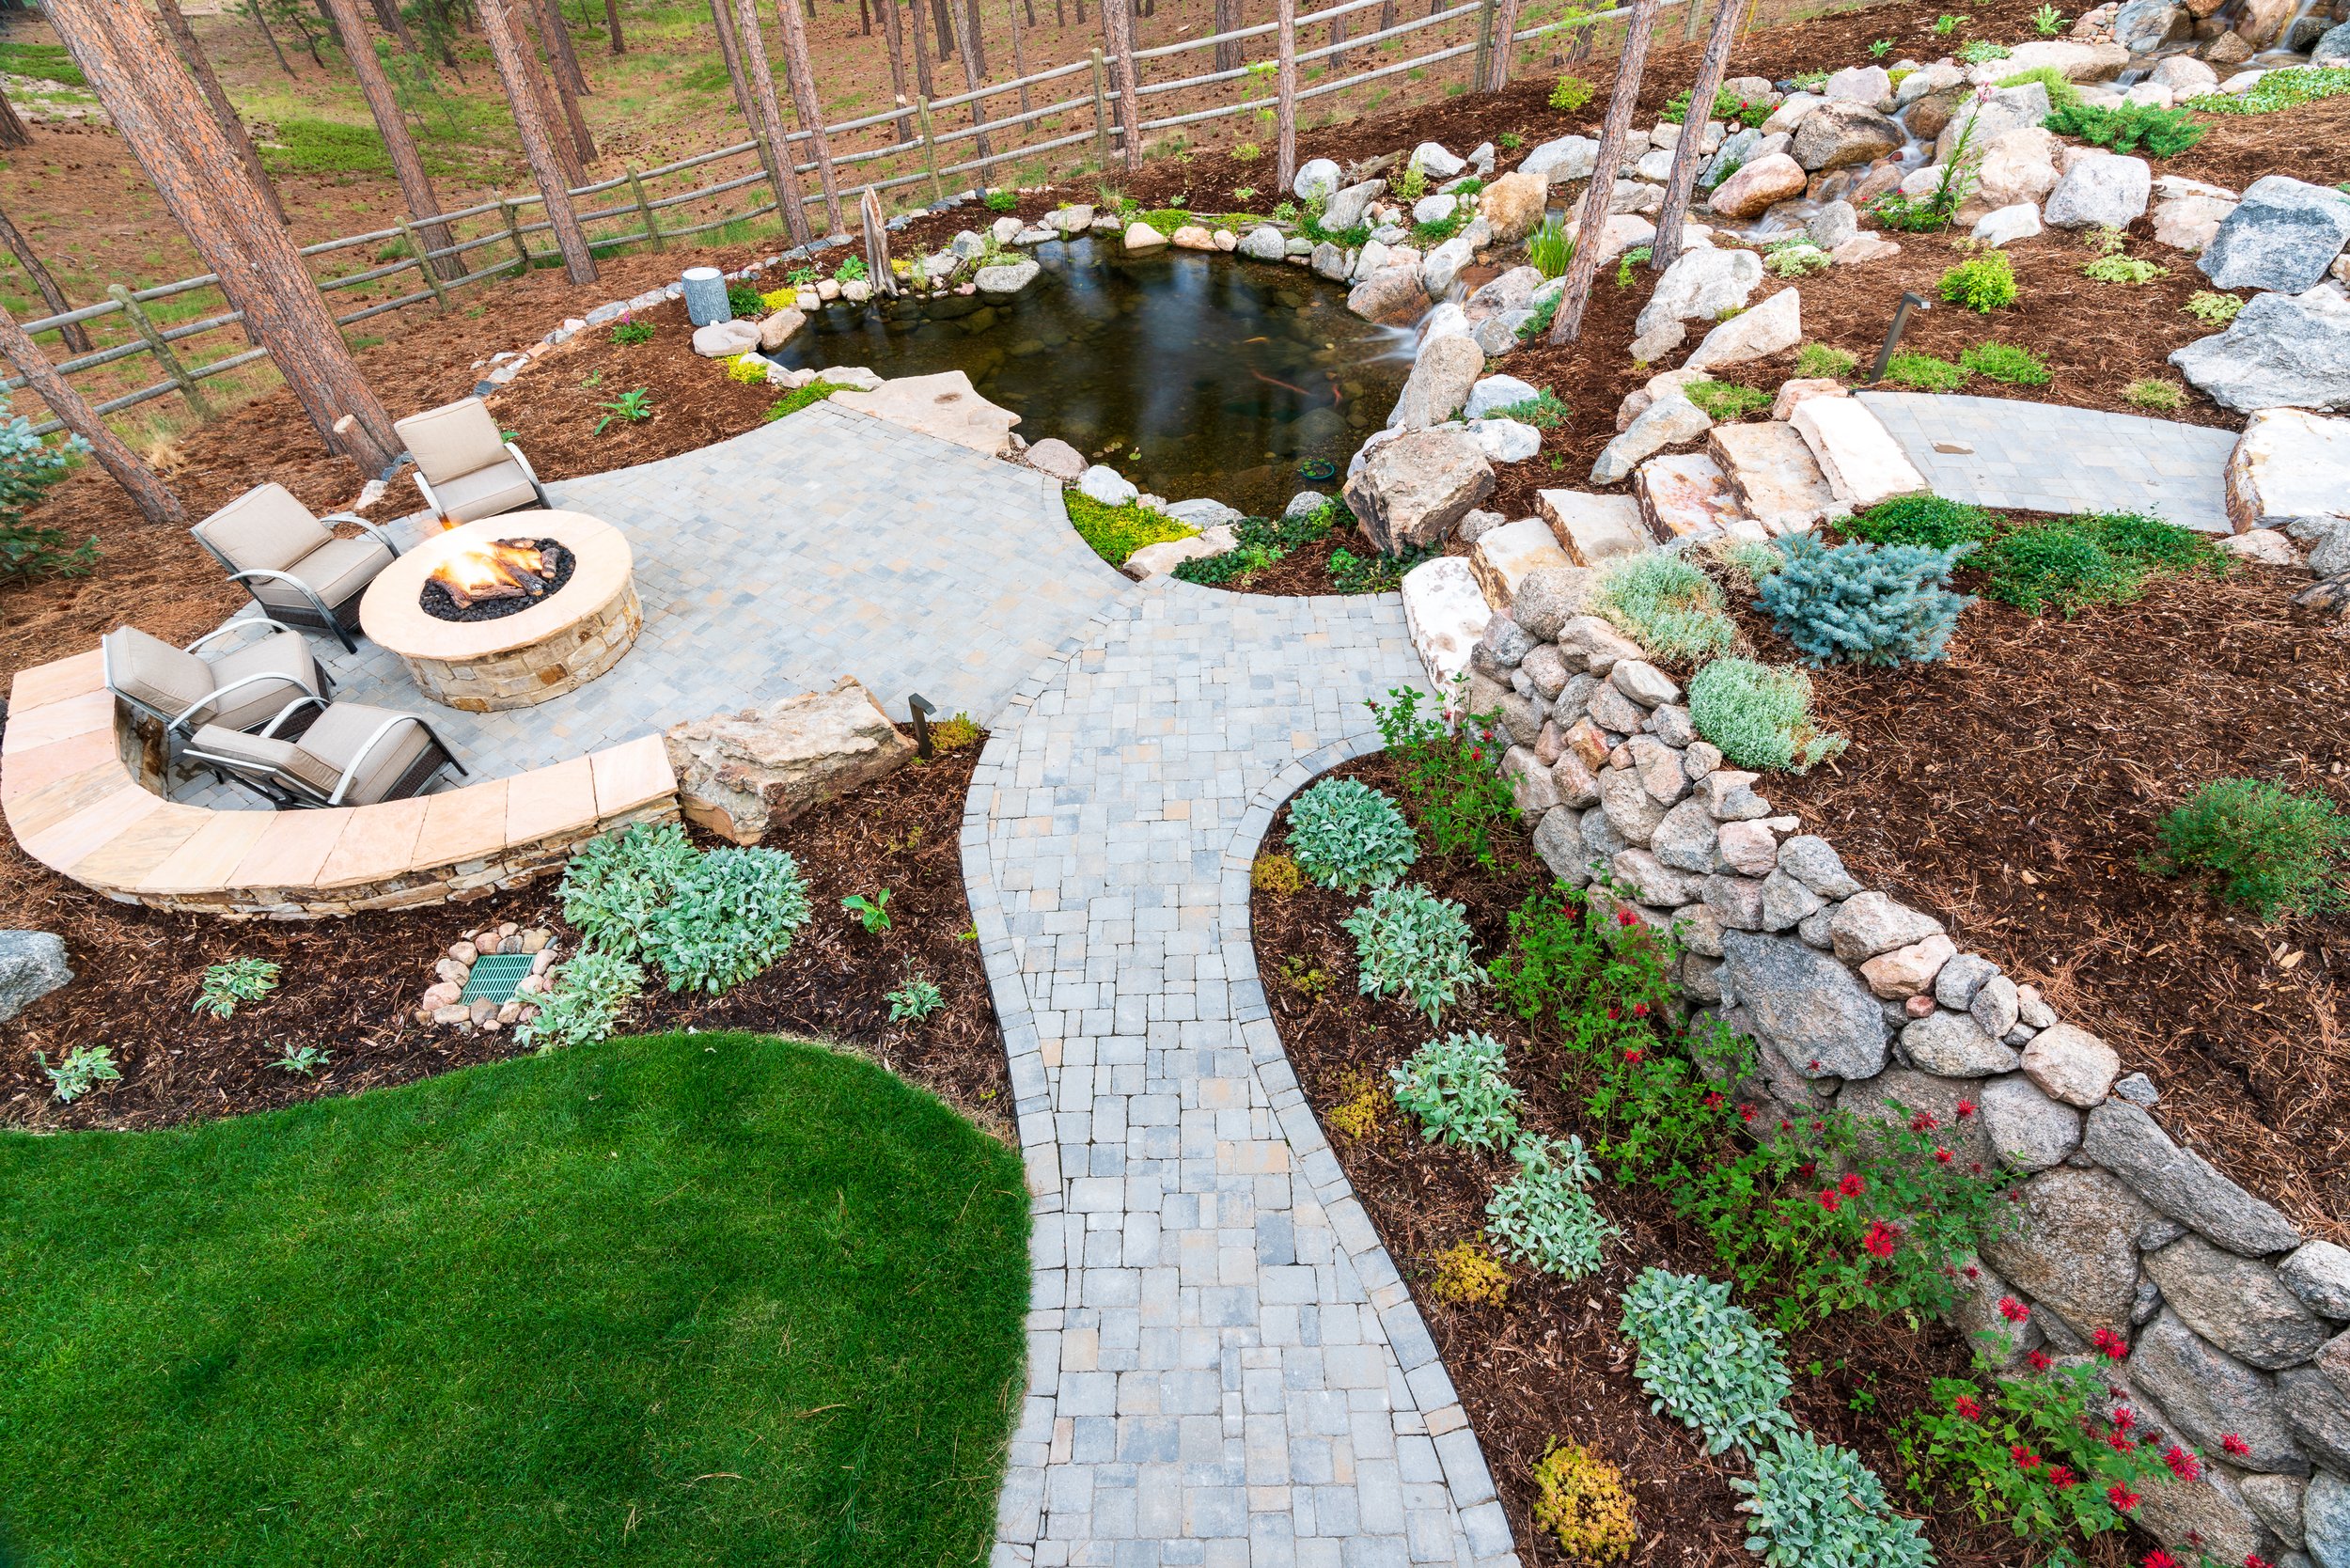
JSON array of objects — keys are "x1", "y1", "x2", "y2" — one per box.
[
  {"x1": 710, "y1": 0, "x2": 791, "y2": 204},
  {"x1": 1378, "y1": 0, "x2": 1394, "y2": 36},
  {"x1": 905, "y1": 0, "x2": 935, "y2": 99},
  {"x1": 46, "y1": 0, "x2": 400, "y2": 470},
  {"x1": 931, "y1": 0, "x2": 952, "y2": 57},
  {"x1": 606, "y1": 0, "x2": 624, "y2": 50},
  {"x1": 0, "y1": 86, "x2": 27, "y2": 149},
  {"x1": 1006, "y1": 0, "x2": 1030, "y2": 112},
  {"x1": 531, "y1": 0, "x2": 601, "y2": 164},
  {"x1": 877, "y1": 0, "x2": 914, "y2": 140},
  {"x1": 1328, "y1": 5, "x2": 1344, "y2": 70},
  {"x1": 1073, "y1": 0, "x2": 1083, "y2": 29},
  {"x1": 320, "y1": 0, "x2": 462, "y2": 279},
  {"x1": 0, "y1": 205, "x2": 93, "y2": 354},
  {"x1": 1101, "y1": 0, "x2": 1138, "y2": 169},
  {"x1": 478, "y1": 0, "x2": 599, "y2": 282},
  {"x1": 155, "y1": 0, "x2": 291, "y2": 227},
  {"x1": 961, "y1": 0, "x2": 988, "y2": 75},
  {"x1": 249, "y1": 0, "x2": 298, "y2": 73},
  {"x1": 1487, "y1": 0, "x2": 1522, "y2": 88},
  {"x1": 368, "y1": 0, "x2": 420, "y2": 52},
  {"x1": 1547, "y1": 0, "x2": 1657, "y2": 345},
  {"x1": 1650, "y1": 0, "x2": 1738, "y2": 269},
  {"x1": 1275, "y1": 0, "x2": 1293, "y2": 192},
  {"x1": 535, "y1": 0, "x2": 592, "y2": 94},
  {"x1": 730, "y1": 0, "x2": 814, "y2": 244},
  {"x1": 515, "y1": 0, "x2": 589, "y2": 180},
  {"x1": 1056, "y1": 0, "x2": 1066, "y2": 27},
  {"x1": 947, "y1": 0, "x2": 993, "y2": 167},
  {"x1": 1212, "y1": 0, "x2": 1236, "y2": 71},
  {"x1": 773, "y1": 0, "x2": 841, "y2": 231},
  {"x1": 0, "y1": 306, "x2": 184, "y2": 525}
]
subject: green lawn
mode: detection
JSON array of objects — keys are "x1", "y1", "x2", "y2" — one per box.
[{"x1": 0, "y1": 1034, "x2": 1028, "y2": 1568}]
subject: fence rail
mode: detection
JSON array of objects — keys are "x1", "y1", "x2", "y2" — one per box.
[{"x1": 4, "y1": 0, "x2": 1762, "y2": 438}]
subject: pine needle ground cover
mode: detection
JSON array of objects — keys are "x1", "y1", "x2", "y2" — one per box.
[{"x1": 0, "y1": 1033, "x2": 1028, "y2": 1568}]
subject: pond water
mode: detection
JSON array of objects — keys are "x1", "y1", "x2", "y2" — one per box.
[{"x1": 763, "y1": 238, "x2": 1413, "y2": 517}]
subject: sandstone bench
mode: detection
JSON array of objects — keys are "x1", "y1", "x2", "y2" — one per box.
[{"x1": 3, "y1": 649, "x2": 679, "y2": 919}]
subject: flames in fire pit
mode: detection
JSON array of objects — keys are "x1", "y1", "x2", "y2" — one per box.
[{"x1": 431, "y1": 537, "x2": 556, "y2": 609}]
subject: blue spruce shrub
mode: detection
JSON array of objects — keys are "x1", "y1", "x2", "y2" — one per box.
[{"x1": 1757, "y1": 533, "x2": 1973, "y2": 666}]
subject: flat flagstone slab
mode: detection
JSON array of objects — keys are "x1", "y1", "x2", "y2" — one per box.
[
  {"x1": 172, "y1": 400, "x2": 1129, "y2": 807},
  {"x1": 964, "y1": 581, "x2": 1521, "y2": 1568},
  {"x1": 1856, "y1": 391, "x2": 2236, "y2": 531}
]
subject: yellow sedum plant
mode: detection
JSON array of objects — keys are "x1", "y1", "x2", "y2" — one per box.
[
  {"x1": 1426, "y1": 1239, "x2": 1510, "y2": 1308},
  {"x1": 1531, "y1": 1439, "x2": 1637, "y2": 1563}
]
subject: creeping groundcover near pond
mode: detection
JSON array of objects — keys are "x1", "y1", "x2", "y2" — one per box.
[{"x1": 0, "y1": 1033, "x2": 1028, "y2": 1567}]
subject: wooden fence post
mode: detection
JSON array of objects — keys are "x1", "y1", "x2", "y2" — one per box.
[
  {"x1": 1089, "y1": 47, "x2": 1111, "y2": 171},
  {"x1": 106, "y1": 284, "x2": 214, "y2": 423},
  {"x1": 916, "y1": 96, "x2": 946, "y2": 201},
  {"x1": 1276, "y1": 0, "x2": 1296, "y2": 195},
  {"x1": 1472, "y1": 0, "x2": 1497, "y2": 95},
  {"x1": 0, "y1": 306, "x2": 183, "y2": 526},
  {"x1": 399, "y1": 218, "x2": 450, "y2": 307},
  {"x1": 498, "y1": 193, "x2": 534, "y2": 271},
  {"x1": 625, "y1": 165, "x2": 666, "y2": 249}
]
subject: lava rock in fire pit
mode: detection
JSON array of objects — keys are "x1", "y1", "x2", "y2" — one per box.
[{"x1": 420, "y1": 539, "x2": 576, "y2": 622}]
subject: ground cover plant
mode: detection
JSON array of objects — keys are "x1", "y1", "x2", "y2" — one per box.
[
  {"x1": 1062, "y1": 490, "x2": 1196, "y2": 566},
  {"x1": 0, "y1": 1033, "x2": 1028, "y2": 1567},
  {"x1": 1589, "y1": 553, "x2": 1736, "y2": 663},
  {"x1": 1972, "y1": 507, "x2": 2219, "y2": 615},
  {"x1": 2151, "y1": 776, "x2": 2350, "y2": 920},
  {"x1": 1686, "y1": 657, "x2": 1847, "y2": 772}
]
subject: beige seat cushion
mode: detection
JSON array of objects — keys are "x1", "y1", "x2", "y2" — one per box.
[
  {"x1": 431, "y1": 460, "x2": 540, "y2": 524},
  {"x1": 196, "y1": 483, "x2": 331, "y2": 574},
  {"x1": 286, "y1": 702, "x2": 440, "y2": 805},
  {"x1": 397, "y1": 399, "x2": 509, "y2": 485},
  {"x1": 202, "y1": 632, "x2": 323, "y2": 732},
  {"x1": 187, "y1": 723, "x2": 303, "y2": 780},
  {"x1": 102, "y1": 625, "x2": 212, "y2": 718},
  {"x1": 243, "y1": 533, "x2": 393, "y2": 616}
]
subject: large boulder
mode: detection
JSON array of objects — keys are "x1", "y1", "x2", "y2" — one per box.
[
  {"x1": 2284, "y1": 1348, "x2": 2350, "y2": 1471},
  {"x1": 1965, "y1": 128, "x2": 2063, "y2": 217},
  {"x1": 2044, "y1": 151, "x2": 2153, "y2": 229},
  {"x1": 2112, "y1": 0, "x2": 2193, "y2": 51},
  {"x1": 1792, "y1": 101, "x2": 1904, "y2": 170},
  {"x1": 1590, "y1": 395, "x2": 1712, "y2": 484},
  {"x1": 2081, "y1": 1099, "x2": 2303, "y2": 1257},
  {"x1": 1400, "y1": 556, "x2": 1494, "y2": 692},
  {"x1": 1348, "y1": 262, "x2": 1431, "y2": 324},
  {"x1": 2151, "y1": 173, "x2": 2240, "y2": 253},
  {"x1": 1468, "y1": 517, "x2": 1574, "y2": 612},
  {"x1": 1421, "y1": 233, "x2": 1478, "y2": 296},
  {"x1": 1293, "y1": 156, "x2": 1341, "y2": 201},
  {"x1": 1237, "y1": 225, "x2": 1288, "y2": 260},
  {"x1": 1344, "y1": 426, "x2": 1496, "y2": 554},
  {"x1": 2145, "y1": 1233, "x2": 2334, "y2": 1370},
  {"x1": 665, "y1": 677, "x2": 916, "y2": 844},
  {"x1": 0, "y1": 932, "x2": 70, "y2": 1023},
  {"x1": 1718, "y1": 930, "x2": 1890, "y2": 1079},
  {"x1": 1478, "y1": 169, "x2": 1549, "y2": 243},
  {"x1": 1823, "y1": 63, "x2": 1893, "y2": 107},
  {"x1": 1324, "y1": 178, "x2": 1386, "y2": 231},
  {"x1": 1935, "y1": 83, "x2": 2053, "y2": 164},
  {"x1": 756, "y1": 307, "x2": 807, "y2": 350},
  {"x1": 2311, "y1": 1470, "x2": 2350, "y2": 1568},
  {"x1": 1707, "y1": 152, "x2": 1810, "y2": 218},
  {"x1": 1389, "y1": 335, "x2": 1487, "y2": 431},
  {"x1": 2199, "y1": 176, "x2": 2350, "y2": 293},
  {"x1": 1684, "y1": 287, "x2": 1802, "y2": 372},
  {"x1": 1635, "y1": 245, "x2": 1764, "y2": 338},
  {"x1": 974, "y1": 259, "x2": 1041, "y2": 294},
  {"x1": 1979, "y1": 1166, "x2": 2156, "y2": 1339},
  {"x1": 2228, "y1": 408, "x2": 2350, "y2": 532},
  {"x1": 1465, "y1": 372, "x2": 1541, "y2": 419},
  {"x1": 2172, "y1": 286, "x2": 2350, "y2": 413},
  {"x1": 1522, "y1": 133, "x2": 1600, "y2": 184},
  {"x1": 2127, "y1": 1309, "x2": 2308, "y2": 1473}
]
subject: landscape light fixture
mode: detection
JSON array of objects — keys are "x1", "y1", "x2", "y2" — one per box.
[
  {"x1": 908, "y1": 692, "x2": 936, "y2": 760},
  {"x1": 1867, "y1": 292, "x2": 1932, "y2": 384}
]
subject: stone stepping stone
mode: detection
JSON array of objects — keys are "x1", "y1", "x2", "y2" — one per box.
[
  {"x1": 1538, "y1": 488, "x2": 1654, "y2": 565},
  {"x1": 1636, "y1": 452, "x2": 1757, "y2": 542},
  {"x1": 1709, "y1": 421, "x2": 1837, "y2": 535}
]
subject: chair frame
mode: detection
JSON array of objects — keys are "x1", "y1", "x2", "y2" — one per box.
[
  {"x1": 411, "y1": 440, "x2": 550, "y2": 526},
  {"x1": 101, "y1": 618, "x2": 334, "y2": 743},
  {"x1": 191, "y1": 510, "x2": 405, "y2": 654},
  {"x1": 183, "y1": 699, "x2": 468, "y2": 810}
]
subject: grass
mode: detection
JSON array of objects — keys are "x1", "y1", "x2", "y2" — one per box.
[
  {"x1": 1064, "y1": 489, "x2": 1196, "y2": 565},
  {"x1": 1684, "y1": 380, "x2": 1774, "y2": 421},
  {"x1": 0, "y1": 40, "x2": 85, "y2": 86},
  {"x1": 1884, "y1": 353, "x2": 1966, "y2": 392},
  {"x1": 0, "y1": 1033, "x2": 1028, "y2": 1568},
  {"x1": 1975, "y1": 508, "x2": 2220, "y2": 615}
]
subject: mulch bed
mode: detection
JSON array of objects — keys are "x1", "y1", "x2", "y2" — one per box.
[
  {"x1": 1743, "y1": 558, "x2": 2350, "y2": 1243},
  {"x1": 1254, "y1": 753, "x2": 2141, "y2": 1568},
  {"x1": 0, "y1": 736, "x2": 1010, "y2": 1137}
]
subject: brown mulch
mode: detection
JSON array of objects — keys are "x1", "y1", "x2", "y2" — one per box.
[
  {"x1": 0, "y1": 737, "x2": 1010, "y2": 1137},
  {"x1": 1737, "y1": 561, "x2": 2350, "y2": 1243},
  {"x1": 1254, "y1": 753, "x2": 2139, "y2": 1568}
]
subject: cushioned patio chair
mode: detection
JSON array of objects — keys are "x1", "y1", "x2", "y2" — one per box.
[
  {"x1": 182, "y1": 699, "x2": 466, "y2": 809},
  {"x1": 397, "y1": 397, "x2": 548, "y2": 525},
  {"x1": 191, "y1": 483, "x2": 403, "y2": 653},
  {"x1": 101, "y1": 619, "x2": 331, "y2": 741}
]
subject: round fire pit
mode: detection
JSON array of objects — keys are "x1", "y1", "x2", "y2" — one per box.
[{"x1": 360, "y1": 510, "x2": 640, "y2": 712}]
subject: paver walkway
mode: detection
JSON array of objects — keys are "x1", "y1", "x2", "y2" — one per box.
[
  {"x1": 962, "y1": 580, "x2": 1520, "y2": 1568},
  {"x1": 175, "y1": 401, "x2": 1129, "y2": 805},
  {"x1": 1857, "y1": 391, "x2": 2238, "y2": 531}
]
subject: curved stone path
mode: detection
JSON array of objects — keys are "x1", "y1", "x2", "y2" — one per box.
[{"x1": 961, "y1": 580, "x2": 1520, "y2": 1568}]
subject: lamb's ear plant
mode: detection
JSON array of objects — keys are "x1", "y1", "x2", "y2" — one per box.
[
  {"x1": 1732, "y1": 1431, "x2": 1935, "y2": 1568},
  {"x1": 1618, "y1": 1267, "x2": 1796, "y2": 1458},
  {"x1": 1388, "y1": 1030, "x2": 1521, "y2": 1151},
  {"x1": 1484, "y1": 1133, "x2": 1616, "y2": 1278},
  {"x1": 1285, "y1": 776, "x2": 1418, "y2": 891},
  {"x1": 1345, "y1": 884, "x2": 1484, "y2": 1022}
]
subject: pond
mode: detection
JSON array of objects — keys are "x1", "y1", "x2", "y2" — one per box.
[{"x1": 763, "y1": 238, "x2": 1413, "y2": 517}]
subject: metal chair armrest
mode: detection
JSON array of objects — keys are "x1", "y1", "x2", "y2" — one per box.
[
  {"x1": 183, "y1": 616, "x2": 298, "y2": 655},
  {"x1": 323, "y1": 713, "x2": 436, "y2": 806},
  {"x1": 504, "y1": 442, "x2": 548, "y2": 506},
  {"x1": 258, "y1": 692, "x2": 329, "y2": 739},
  {"x1": 167, "y1": 671, "x2": 318, "y2": 736},
  {"x1": 226, "y1": 568, "x2": 354, "y2": 652},
  {"x1": 319, "y1": 512, "x2": 404, "y2": 557}
]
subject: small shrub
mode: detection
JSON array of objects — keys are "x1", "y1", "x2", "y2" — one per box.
[
  {"x1": 724, "y1": 279, "x2": 764, "y2": 317},
  {"x1": 1492, "y1": 389, "x2": 1571, "y2": 430},
  {"x1": 2032, "y1": 2, "x2": 2064, "y2": 32},
  {"x1": 519, "y1": 949, "x2": 644, "y2": 1052},
  {"x1": 193, "y1": 957, "x2": 279, "y2": 1020},
  {"x1": 1958, "y1": 340, "x2": 2051, "y2": 385},
  {"x1": 1998, "y1": 64, "x2": 2080, "y2": 111},
  {"x1": 2185, "y1": 290, "x2": 2244, "y2": 327},
  {"x1": 1426, "y1": 1239, "x2": 1512, "y2": 1306},
  {"x1": 1516, "y1": 289, "x2": 1562, "y2": 340},
  {"x1": 1939, "y1": 249, "x2": 2019, "y2": 312},
  {"x1": 1614, "y1": 244, "x2": 1653, "y2": 287},
  {"x1": 1759, "y1": 533, "x2": 1973, "y2": 666},
  {"x1": 1527, "y1": 216, "x2": 1572, "y2": 279},
  {"x1": 2123, "y1": 375, "x2": 2186, "y2": 411},
  {"x1": 1548, "y1": 74, "x2": 1593, "y2": 111},
  {"x1": 1324, "y1": 1066, "x2": 1389, "y2": 1140},
  {"x1": 1230, "y1": 141, "x2": 1261, "y2": 163},
  {"x1": 1764, "y1": 242, "x2": 1831, "y2": 278},
  {"x1": 1958, "y1": 37, "x2": 2010, "y2": 62},
  {"x1": 1974, "y1": 507, "x2": 2217, "y2": 615},
  {"x1": 1589, "y1": 553, "x2": 1736, "y2": 662},
  {"x1": 1618, "y1": 1267, "x2": 1796, "y2": 1458},
  {"x1": 841, "y1": 889, "x2": 892, "y2": 934},
  {"x1": 2044, "y1": 98, "x2": 2204, "y2": 156},
  {"x1": 1686, "y1": 658, "x2": 1846, "y2": 773},
  {"x1": 1278, "y1": 954, "x2": 1332, "y2": 998},
  {"x1": 1793, "y1": 341, "x2": 1857, "y2": 380},
  {"x1": 593, "y1": 387, "x2": 652, "y2": 432},
  {"x1": 1287, "y1": 776, "x2": 1418, "y2": 892},
  {"x1": 1684, "y1": 379, "x2": 1774, "y2": 420},
  {"x1": 886, "y1": 973, "x2": 946, "y2": 1021},
  {"x1": 2152, "y1": 777, "x2": 2350, "y2": 920},
  {"x1": 1251, "y1": 852, "x2": 1304, "y2": 897},
  {"x1": 760, "y1": 285, "x2": 800, "y2": 311},
  {"x1": 1664, "y1": 84, "x2": 1772, "y2": 128},
  {"x1": 37, "y1": 1043, "x2": 120, "y2": 1103},
  {"x1": 1485, "y1": 1134, "x2": 1615, "y2": 1278},
  {"x1": 982, "y1": 188, "x2": 1020, "y2": 212},
  {"x1": 726, "y1": 353, "x2": 769, "y2": 384},
  {"x1": 1841, "y1": 494, "x2": 1999, "y2": 551},
  {"x1": 610, "y1": 318, "x2": 655, "y2": 346},
  {"x1": 1732, "y1": 1432, "x2": 1935, "y2": 1568},
  {"x1": 1367, "y1": 682, "x2": 1515, "y2": 866},
  {"x1": 1498, "y1": 130, "x2": 1525, "y2": 150},
  {"x1": 1393, "y1": 163, "x2": 1428, "y2": 203},
  {"x1": 558, "y1": 823, "x2": 812, "y2": 995},
  {"x1": 270, "y1": 1044, "x2": 329, "y2": 1077},
  {"x1": 1390, "y1": 1030, "x2": 1522, "y2": 1150},
  {"x1": 2081, "y1": 251, "x2": 2167, "y2": 284},
  {"x1": 1530, "y1": 1439, "x2": 1637, "y2": 1563},
  {"x1": 1063, "y1": 489, "x2": 1196, "y2": 565},
  {"x1": 929, "y1": 711, "x2": 982, "y2": 751},
  {"x1": 1885, "y1": 352, "x2": 1966, "y2": 392},
  {"x1": 1346, "y1": 885, "x2": 1485, "y2": 1023}
]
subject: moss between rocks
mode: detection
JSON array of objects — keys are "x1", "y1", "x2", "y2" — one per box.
[{"x1": 1063, "y1": 490, "x2": 1196, "y2": 565}]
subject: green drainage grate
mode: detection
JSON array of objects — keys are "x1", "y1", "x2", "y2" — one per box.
[{"x1": 459, "y1": 952, "x2": 538, "y2": 1004}]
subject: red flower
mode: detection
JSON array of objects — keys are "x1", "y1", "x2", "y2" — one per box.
[
  {"x1": 2047, "y1": 1464, "x2": 2077, "y2": 1489},
  {"x1": 2112, "y1": 1407, "x2": 2137, "y2": 1431},
  {"x1": 1910, "y1": 1110, "x2": 1940, "y2": 1132},
  {"x1": 2028, "y1": 1351, "x2": 2052, "y2": 1372},
  {"x1": 1816, "y1": 1189, "x2": 1842, "y2": 1214},
  {"x1": 1997, "y1": 1296, "x2": 2030, "y2": 1324},
  {"x1": 1470, "y1": 747, "x2": 1483, "y2": 761},
  {"x1": 1969, "y1": 1161, "x2": 1985, "y2": 1175},
  {"x1": 1963, "y1": 1263, "x2": 1981, "y2": 1280},
  {"x1": 2221, "y1": 1433, "x2": 2250, "y2": 1458},
  {"x1": 1955, "y1": 1099, "x2": 1977, "y2": 1118},
  {"x1": 1838, "y1": 1172, "x2": 1865, "y2": 1198},
  {"x1": 1953, "y1": 1393, "x2": 1982, "y2": 1419},
  {"x1": 2107, "y1": 1432, "x2": 2138, "y2": 1455},
  {"x1": 1797, "y1": 1161, "x2": 1817, "y2": 1179},
  {"x1": 2010, "y1": 1445, "x2": 2042, "y2": 1469},
  {"x1": 2143, "y1": 1554, "x2": 2179, "y2": 1568},
  {"x1": 1606, "y1": 1007, "x2": 1621, "y2": 1020},
  {"x1": 1702, "y1": 1090, "x2": 1725, "y2": 1108},
  {"x1": 1864, "y1": 1220, "x2": 1901, "y2": 1258},
  {"x1": 1622, "y1": 1048, "x2": 1645, "y2": 1065},
  {"x1": 2092, "y1": 1327, "x2": 2129, "y2": 1361},
  {"x1": 1739, "y1": 1105, "x2": 1756, "y2": 1123},
  {"x1": 2248, "y1": 1555, "x2": 2275, "y2": 1568},
  {"x1": 2163, "y1": 1444, "x2": 2201, "y2": 1482},
  {"x1": 1935, "y1": 1147, "x2": 1953, "y2": 1164},
  {"x1": 1617, "y1": 908, "x2": 1637, "y2": 927},
  {"x1": 2108, "y1": 1483, "x2": 2141, "y2": 1513},
  {"x1": 1808, "y1": 1058, "x2": 1823, "y2": 1071},
  {"x1": 1778, "y1": 1119, "x2": 1793, "y2": 1132},
  {"x1": 1810, "y1": 1119, "x2": 1825, "y2": 1132},
  {"x1": 1631, "y1": 1002, "x2": 1648, "y2": 1018}
]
